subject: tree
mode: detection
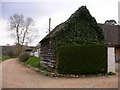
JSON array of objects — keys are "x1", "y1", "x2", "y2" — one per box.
[
  {"x1": 8, "y1": 14, "x2": 38, "y2": 53},
  {"x1": 105, "y1": 19, "x2": 117, "y2": 25}
]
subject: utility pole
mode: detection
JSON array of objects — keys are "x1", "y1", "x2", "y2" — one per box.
[{"x1": 49, "y1": 18, "x2": 51, "y2": 33}]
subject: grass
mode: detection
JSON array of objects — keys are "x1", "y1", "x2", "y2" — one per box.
[
  {"x1": 25, "y1": 56, "x2": 40, "y2": 68},
  {"x1": 0, "y1": 56, "x2": 18, "y2": 62},
  {"x1": 24, "y1": 56, "x2": 52, "y2": 76},
  {"x1": 0, "y1": 56, "x2": 11, "y2": 61}
]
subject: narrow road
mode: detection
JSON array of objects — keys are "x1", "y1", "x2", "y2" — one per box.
[{"x1": 2, "y1": 59, "x2": 118, "y2": 88}]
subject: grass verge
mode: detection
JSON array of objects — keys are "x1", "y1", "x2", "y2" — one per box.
[
  {"x1": 22, "y1": 56, "x2": 115, "y2": 78},
  {"x1": 25, "y1": 56, "x2": 40, "y2": 68},
  {"x1": 0, "y1": 56, "x2": 18, "y2": 62},
  {"x1": 1, "y1": 56, "x2": 11, "y2": 61}
]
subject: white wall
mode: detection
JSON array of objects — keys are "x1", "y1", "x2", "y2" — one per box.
[
  {"x1": 29, "y1": 49, "x2": 40, "y2": 57},
  {"x1": 34, "y1": 50, "x2": 39, "y2": 57},
  {"x1": 107, "y1": 47, "x2": 115, "y2": 73}
]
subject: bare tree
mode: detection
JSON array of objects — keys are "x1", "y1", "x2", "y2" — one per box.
[{"x1": 8, "y1": 14, "x2": 38, "y2": 53}]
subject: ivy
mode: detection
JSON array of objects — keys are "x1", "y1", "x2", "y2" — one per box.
[{"x1": 51, "y1": 6, "x2": 104, "y2": 53}]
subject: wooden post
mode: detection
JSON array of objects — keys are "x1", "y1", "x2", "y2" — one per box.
[{"x1": 49, "y1": 18, "x2": 51, "y2": 33}]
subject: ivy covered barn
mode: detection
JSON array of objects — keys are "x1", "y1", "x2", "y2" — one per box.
[{"x1": 38, "y1": 6, "x2": 120, "y2": 73}]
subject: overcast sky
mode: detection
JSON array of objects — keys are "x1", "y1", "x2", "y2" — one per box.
[{"x1": 0, "y1": 0, "x2": 119, "y2": 46}]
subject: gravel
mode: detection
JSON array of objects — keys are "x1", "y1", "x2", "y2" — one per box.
[{"x1": 2, "y1": 58, "x2": 118, "y2": 88}]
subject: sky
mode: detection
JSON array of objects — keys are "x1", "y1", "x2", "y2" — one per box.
[{"x1": 0, "y1": 0, "x2": 119, "y2": 46}]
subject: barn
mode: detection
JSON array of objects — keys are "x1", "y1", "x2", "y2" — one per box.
[{"x1": 38, "y1": 6, "x2": 120, "y2": 73}]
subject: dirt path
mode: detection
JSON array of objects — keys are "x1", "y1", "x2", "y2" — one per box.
[{"x1": 2, "y1": 58, "x2": 118, "y2": 88}]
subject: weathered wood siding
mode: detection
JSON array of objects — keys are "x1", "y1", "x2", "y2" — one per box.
[{"x1": 40, "y1": 39, "x2": 56, "y2": 68}]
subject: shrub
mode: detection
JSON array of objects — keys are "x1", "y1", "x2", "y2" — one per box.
[
  {"x1": 19, "y1": 52, "x2": 30, "y2": 62},
  {"x1": 57, "y1": 45, "x2": 107, "y2": 75}
]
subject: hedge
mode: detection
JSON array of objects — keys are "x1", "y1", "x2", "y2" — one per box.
[{"x1": 57, "y1": 45, "x2": 107, "y2": 75}]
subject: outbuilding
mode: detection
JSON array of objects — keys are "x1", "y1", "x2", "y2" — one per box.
[{"x1": 38, "y1": 6, "x2": 120, "y2": 73}]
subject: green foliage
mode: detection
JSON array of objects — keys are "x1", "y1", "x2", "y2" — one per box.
[
  {"x1": 51, "y1": 6, "x2": 104, "y2": 52},
  {"x1": 0, "y1": 56, "x2": 18, "y2": 61},
  {"x1": 57, "y1": 45, "x2": 107, "y2": 75},
  {"x1": 11, "y1": 56, "x2": 18, "y2": 58},
  {"x1": 19, "y1": 52, "x2": 30, "y2": 62},
  {"x1": 40, "y1": 67, "x2": 49, "y2": 72},
  {"x1": 107, "y1": 72, "x2": 116, "y2": 75},
  {"x1": 25, "y1": 56, "x2": 40, "y2": 68},
  {"x1": 1, "y1": 56, "x2": 11, "y2": 61}
]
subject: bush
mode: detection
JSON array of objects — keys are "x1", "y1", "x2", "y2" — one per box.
[
  {"x1": 57, "y1": 45, "x2": 107, "y2": 75},
  {"x1": 19, "y1": 52, "x2": 30, "y2": 62}
]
